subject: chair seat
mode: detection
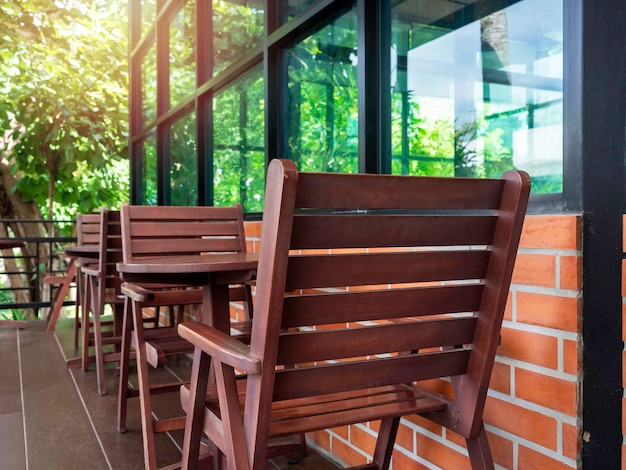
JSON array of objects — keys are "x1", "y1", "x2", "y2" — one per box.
[{"x1": 181, "y1": 382, "x2": 447, "y2": 439}]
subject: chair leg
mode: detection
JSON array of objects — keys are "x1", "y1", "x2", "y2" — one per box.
[
  {"x1": 132, "y1": 301, "x2": 159, "y2": 470},
  {"x1": 81, "y1": 277, "x2": 92, "y2": 372},
  {"x1": 466, "y1": 423, "x2": 495, "y2": 470},
  {"x1": 117, "y1": 297, "x2": 133, "y2": 433},
  {"x1": 182, "y1": 348, "x2": 213, "y2": 470},
  {"x1": 92, "y1": 276, "x2": 107, "y2": 396},
  {"x1": 73, "y1": 272, "x2": 82, "y2": 349},
  {"x1": 371, "y1": 417, "x2": 400, "y2": 470}
]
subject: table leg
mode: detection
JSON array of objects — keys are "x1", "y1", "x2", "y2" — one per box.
[
  {"x1": 47, "y1": 258, "x2": 77, "y2": 333},
  {"x1": 202, "y1": 276, "x2": 231, "y2": 333}
]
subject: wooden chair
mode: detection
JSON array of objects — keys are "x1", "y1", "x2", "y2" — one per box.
[
  {"x1": 117, "y1": 203, "x2": 255, "y2": 470},
  {"x1": 80, "y1": 208, "x2": 125, "y2": 395},
  {"x1": 73, "y1": 212, "x2": 102, "y2": 348},
  {"x1": 45, "y1": 212, "x2": 100, "y2": 339},
  {"x1": 177, "y1": 158, "x2": 530, "y2": 470}
]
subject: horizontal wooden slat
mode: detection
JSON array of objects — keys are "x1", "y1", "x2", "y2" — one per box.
[
  {"x1": 296, "y1": 172, "x2": 505, "y2": 210},
  {"x1": 270, "y1": 385, "x2": 435, "y2": 422},
  {"x1": 277, "y1": 316, "x2": 476, "y2": 364},
  {"x1": 272, "y1": 348, "x2": 470, "y2": 401},
  {"x1": 131, "y1": 220, "x2": 240, "y2": 237},
  {"x1": 130, "y1": 237, "x2": 242, "y2": 256},
  {"x1": 281, "y1": 284, "x2": 484, "y2": 328},
  {"x1": 270, "y1": 393, "x2": 446, "y2": 438},
  {"x1": 127, "y1": 205, "x2": 239, "y2": 220},
  {"x1": 291, "y1": 214, "x2": 497, "y2": 249},
  {"x1": 285, "y1": 250, "x2": 490, "y2": 290}
]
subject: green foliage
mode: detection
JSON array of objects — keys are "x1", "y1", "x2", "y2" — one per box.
[{"x1": 0, "y1": 0, "x2": 130, "y2": 223}]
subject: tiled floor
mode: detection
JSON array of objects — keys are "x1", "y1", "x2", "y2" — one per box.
[{"x1": 0, "y1": 319, "x2": 340, "y2": 470}]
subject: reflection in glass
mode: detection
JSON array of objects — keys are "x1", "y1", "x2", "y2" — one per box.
[
  {"x1": 212, "y1": 1, "x2": 264, "y2": 76},
  {"x1": 142, "y1": 43, "x2": 157, "y2": 127},
  {"x1": 170, "y1": 112, "x2": 198, "y2": 205},
  {"x1": 140, "y1": 133, "x2": 157, "y2": 205},
  {"x1": 282, "y1": 0, "x2": 318, "y2": 21},
  {"x1": 214, "y1": 68, "x2": 265, "y2": 212},
  {"x1": 170, "y1": 2, "x2": 196, "y2": 108},
  {"x1": 287, "y1": 6, "x2": 358, "y2": 173},
  {"x1": 141, "y1": 0, "x2": 156, "y2": 36},
  {"x1": 391, "y1": 0, "x2": 563, "y2": 194}
]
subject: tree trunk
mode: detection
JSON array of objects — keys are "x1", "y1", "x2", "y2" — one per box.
[{"x1": 0, "y1": 161, "x2": 50, "y2": 319}]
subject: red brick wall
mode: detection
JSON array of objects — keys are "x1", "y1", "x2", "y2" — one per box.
[{"x1": 244, "y1": 214, "x2": 582, "y2": 469}]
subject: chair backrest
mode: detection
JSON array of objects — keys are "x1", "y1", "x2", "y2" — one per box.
[
  {"x1": 76, "y1": 213, "x2": 101, "y2": 247},
  {"x1": 97, "y1": 208, "x2": 123, "y2": 294},
  {"x1": 243, "y1": 159, "x2": 530, "y2": 461},
  {"x1": 120, "y1": 204, "x2": 247, "y2": 264}
]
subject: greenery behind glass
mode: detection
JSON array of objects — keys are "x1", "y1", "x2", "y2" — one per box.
[
  {"x1": 170, "y1": 113, "x2": 198, "y2": 205},
  {"x1": 287, "y1": 8, "x2": 358, "y2": 173},
  {"x1": 214, "y1": 69, "x2": 265, "y2": 213}
]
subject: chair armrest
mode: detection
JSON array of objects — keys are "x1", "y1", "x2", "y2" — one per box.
[
  {"x1": 121, "y1": 282, "x2": 155, "y2": 302},
  {"x1": 81, "y1": 265, "x2": 101, "y2": 277},
  {"x1": 178, "y1": 321, "x2": 261, "y2": 375}
]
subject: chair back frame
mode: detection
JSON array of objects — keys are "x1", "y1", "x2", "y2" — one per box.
[{"x1": 179, "y1": 159, "x2": 531, "y2": 470}]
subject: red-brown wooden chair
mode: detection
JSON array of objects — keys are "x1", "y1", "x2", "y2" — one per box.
[
  {"x1": 177, "y1": 158, "x2": 530, "y2": 470},
  {"x1": 80, "y1": 208, "x2": 125, "y2": 395},
  {"x1": 117, "y1": 203, "x2": 255, "y2": 470}
]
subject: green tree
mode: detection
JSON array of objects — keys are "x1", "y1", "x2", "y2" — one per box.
[
  {"x1": 0, "y1": 0, "x2": 129, "y2": 312},
  {"x1": 0, "y1": 0, "x2": 129, "y2": 225}
]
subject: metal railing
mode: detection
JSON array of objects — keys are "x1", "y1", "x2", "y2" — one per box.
[{"x1": 0, "y1": 219, "x2": 76, "y2": 319}]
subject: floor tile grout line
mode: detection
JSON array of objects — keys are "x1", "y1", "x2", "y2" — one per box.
[
  {"x1": 17, "y1": 328, "x2": 28, "y2": 470},
  {"x1": 52, "y1": 332, "x2": 114, "y2": 470}
]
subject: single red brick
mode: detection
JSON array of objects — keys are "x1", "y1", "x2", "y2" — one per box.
[
  {"x1": 518, "y1": 445, "x2": 574, "y2": 470},
  {"x1": 515, "y1": 368, "x2": 577, "y2": 415},
  {"x1": 499, "y1": 328, "x2": 559, "y2": 370},
  {"x1": 519, "y1": 215, "x2": 580, "y2": 250},
  {"x1": 560, "y1": 255, "x2": 581, "y2": 290},
  {"x1": 512, "y1": 253, "x2": 556, "y2": 287},
  {"x1": 516, "y1": 292, "x2": 579, "y2": 332}
]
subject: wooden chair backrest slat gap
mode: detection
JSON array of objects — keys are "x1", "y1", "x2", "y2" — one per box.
[{"x1": 281, "y1": 284, "x2": 483, "y2": 328}]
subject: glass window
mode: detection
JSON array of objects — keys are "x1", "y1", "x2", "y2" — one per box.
[
  {"x1": 141, "y1": 42, "x2": 157, "y2": 127},
  {"x1": 214, "y1": 67, "x2": 265, "y2": 212},
  {"x1": 170, "y1": 2, "x2": 196, "y2": 108},
  {"x1": 287, "y1": 6, "x2": 359, "y2": 173},
  {"x1": 212, "y1": 1, "x2": 264, "y2": 76},
  {"x1": 140, "y1": 133, "x2": 157, "y2": 205},
  {"x1": 391, "y1": 0, "x2": 563, "y2": 194},
  {"x1": 170, "y1": 112, "x2": 198, "y2": 205}
]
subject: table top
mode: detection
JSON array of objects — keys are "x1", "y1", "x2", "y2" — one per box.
[
  {"x1": 118, "y1": 252, "x2": 258, "y2": 274},
  {"x1": 0, "y1": 239, "x2": 25, "y2": 250},
  {"x1": 64, "y1": 245, "x2": 100, "y2": 258}
]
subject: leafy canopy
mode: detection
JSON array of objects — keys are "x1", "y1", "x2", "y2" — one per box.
[{"x1": 0, "y1": 0, "x2": 130, "y2": 221}]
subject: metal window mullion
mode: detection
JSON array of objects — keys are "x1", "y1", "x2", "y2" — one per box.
[
  {"x1": 357, "y1": 0, "x2": 391, "y2": 174},
  {"x1": 156, "y1": 3, "x2": 170, "y2": 205}
]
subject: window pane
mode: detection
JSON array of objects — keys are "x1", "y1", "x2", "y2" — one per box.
[
  {"x1": 140, "y1": 133, "x2": 157, "y2": 205},
  {"x1": 214, "y1": 68, "x2": 265, "y2": 212},
  {"x1": 212, "y1": 1, "x2": 264, "y2": 76},
  {"x1": 170, "y1": 112, "x2": 198, "y2": 205},
  {"x1": 142, "y1": 42, "x2": 157, "y2": 127},
  {"x1": 170, "y1": 2, "x2": 196, "y2": 108},
  {"x1": 391, "y1": 0, "x2": 563, "y2": 194},
  {"x1": 287, "y1": 6, "x2": 358, "y2": 173}
]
